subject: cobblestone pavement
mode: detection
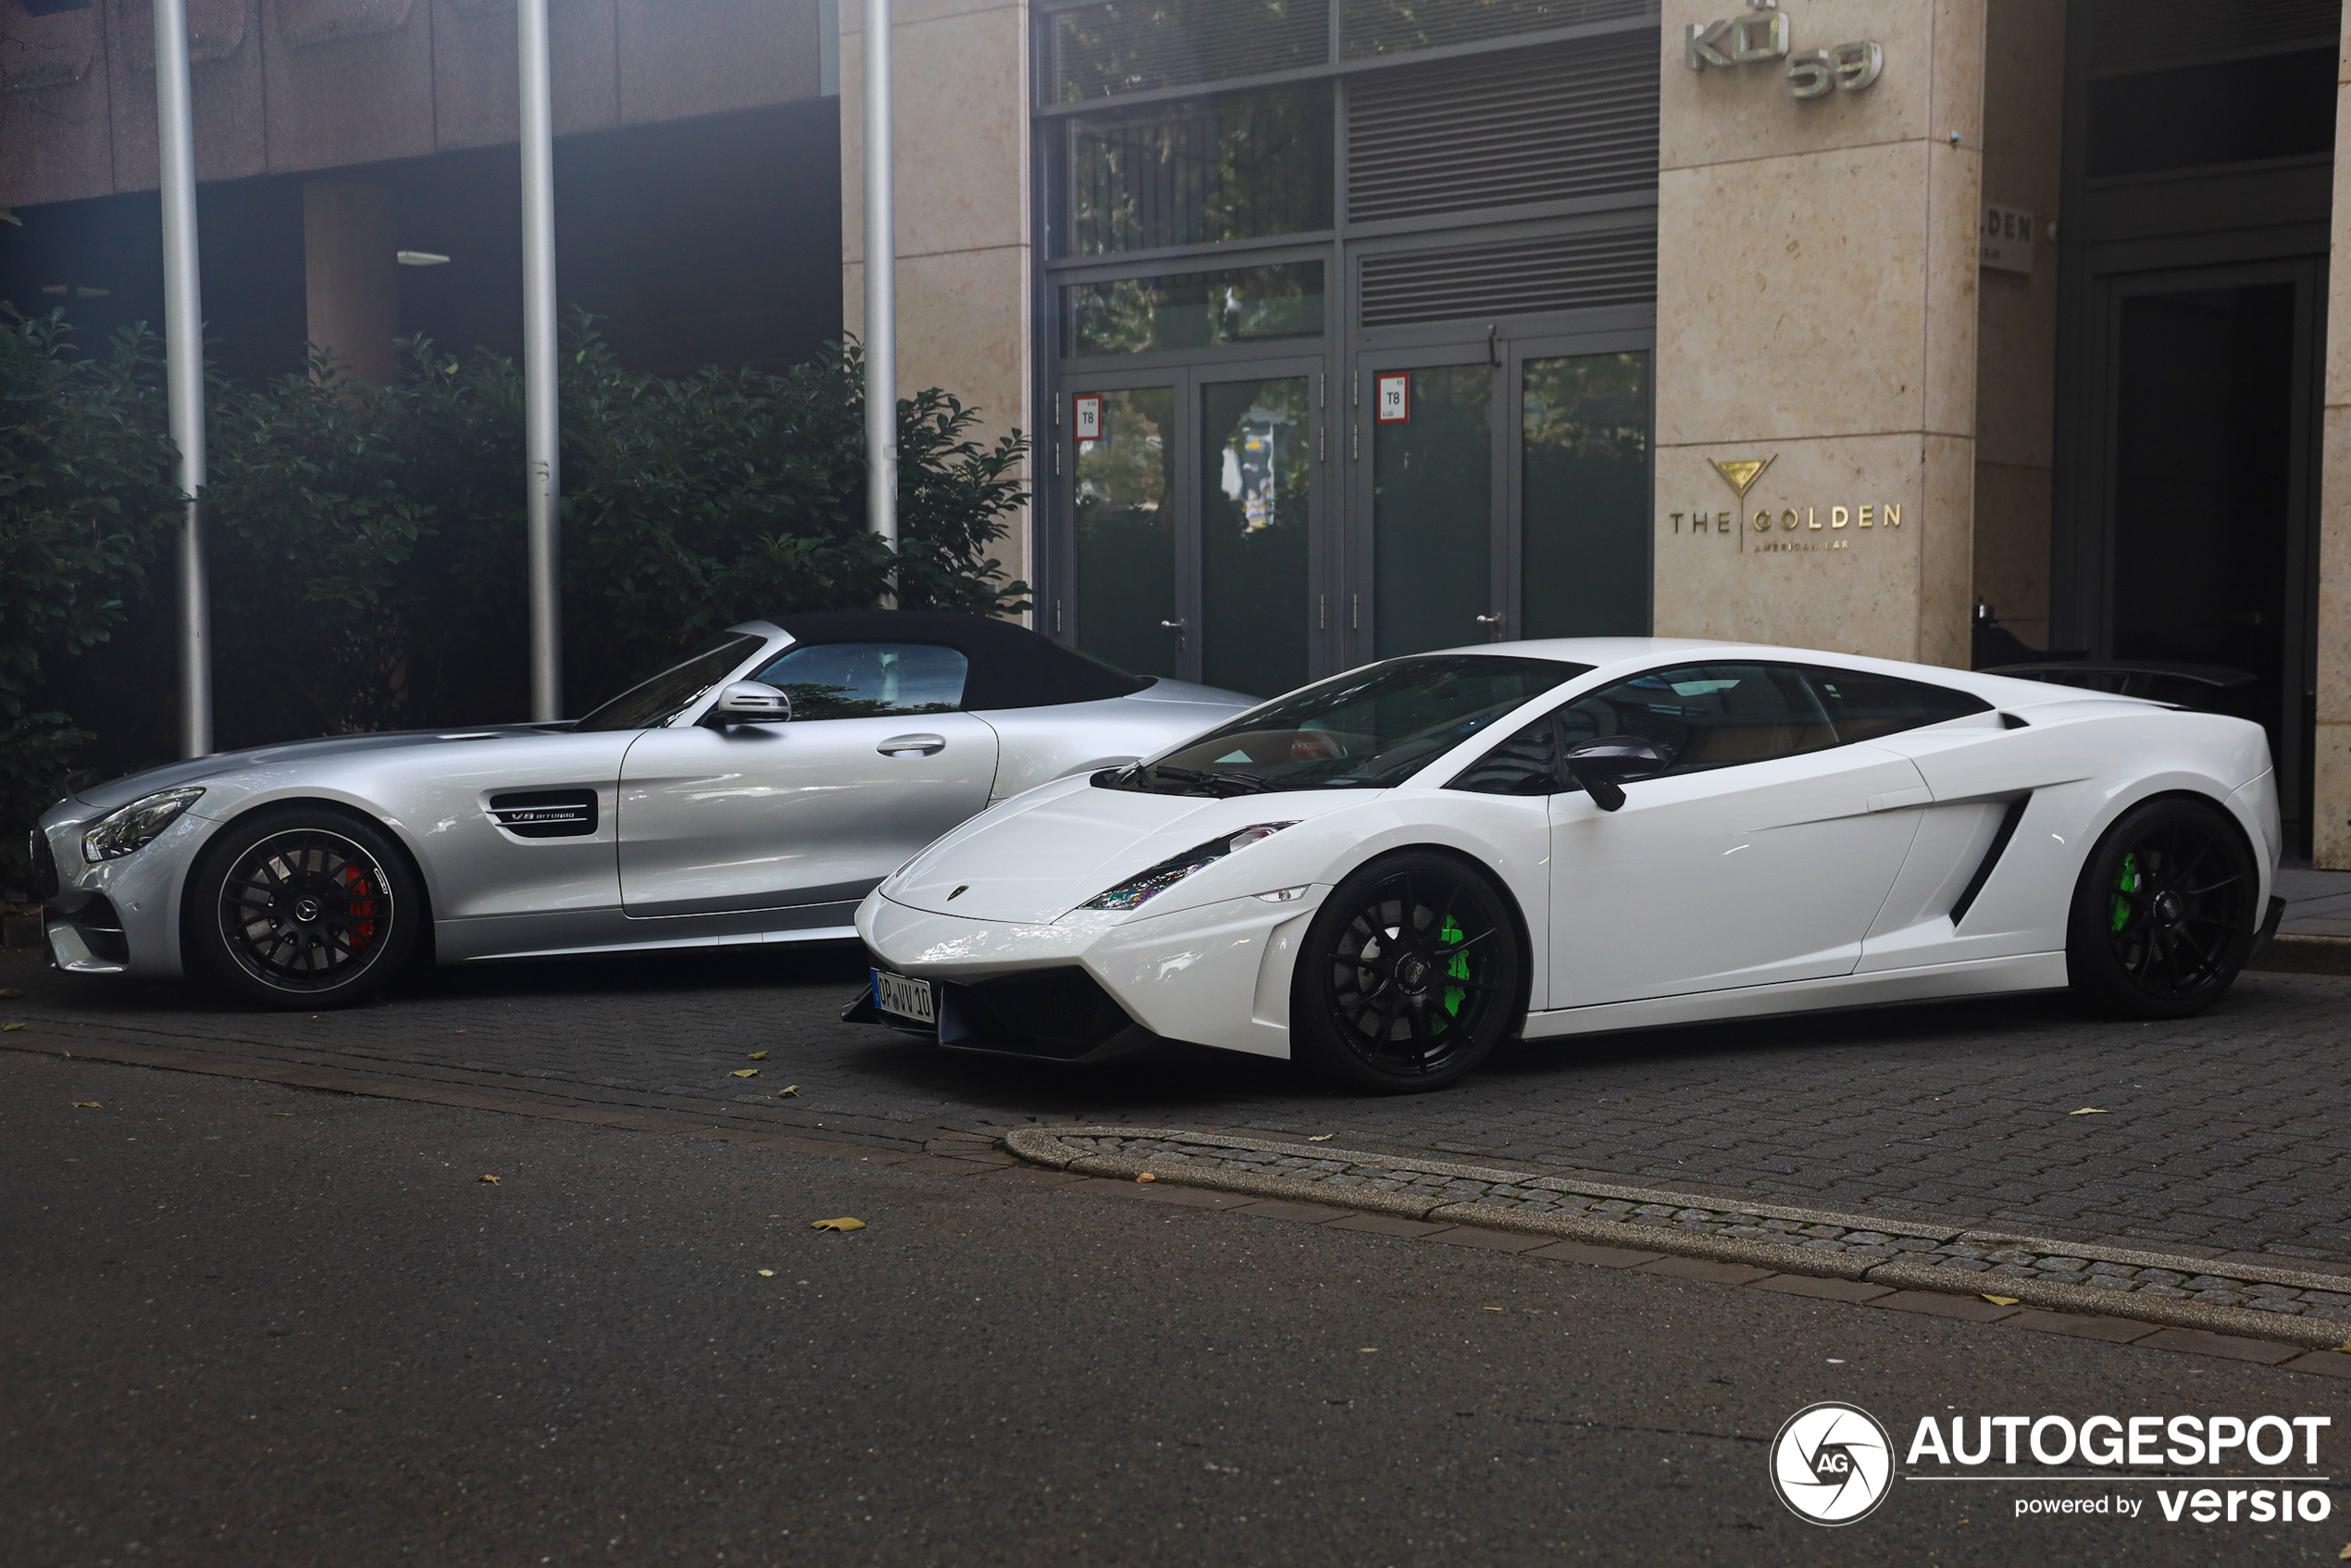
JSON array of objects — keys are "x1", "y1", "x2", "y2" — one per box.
[{"x1": 5, "y1": 942, "x2": 2350, "y2": 1268}]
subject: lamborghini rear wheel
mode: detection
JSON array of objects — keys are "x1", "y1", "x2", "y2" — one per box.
[
  {"x1": 1289, "y1": 852, "x2": 1524, "y2": 1094},
  {"x1": 2066, "y1": 796, "x2": 2256, "y2": 1019}
]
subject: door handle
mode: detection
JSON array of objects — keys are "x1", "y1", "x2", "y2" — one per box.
[
  {"x1": 1474, "y1": 614, "x2": 1502, "y2": 626},
  {"x1": 878, "y1": 734, "x2": 947, "y2": 757},
  {"x1": 1161, "y1": 617, "x2": 1188, "y2": 653}
]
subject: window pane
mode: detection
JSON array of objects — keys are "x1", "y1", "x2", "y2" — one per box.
[
  {"x1": 573, "y1": 634, "x2": 763, "y2": 732},
  {"x1": 1052, "y1": 0, "x2": 1329, "y2": 102},
  {"x1": 1374, "y1": 363, "x2": 1491, "y2": 657},
  {"x1": 1804, "y1": 666, "x2": 1990, "y2": 743},
  {"x1": 1200, "y1": 377, "x2": 1312, "y2": 697},
  {"x1": 751, "y1": 643, "x2": 969, "y2": 720},
  {"x1": 2087, "y1": 48, "x2": 2335, "y2": 179},
  {"x1": 1558, "y1": 664, "x2": 1835, "y2": 775},
  {"x1": 1073, "y1": 387, "x2": 1179, "y2": 678},
  {"x1": 1522, "y1": 352, "x2": 1649, "y2": 638},
  {"x1": 1068, "y1": 87, "x2": 1333, "y2": 256},
  {"x1": 1449, "y1": 714, "x2": 1560, "y2": 794},
  {"x1": 1340, "y1": 0, "x2": 1650, "y2": 59},
  {"x1": 1065, "y1": 263, "x2": 1324, "y2": 356}
]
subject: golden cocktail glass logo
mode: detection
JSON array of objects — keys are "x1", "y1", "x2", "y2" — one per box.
[{"x1": 1710, "y1": 455, "x2": 1775, "y2": 499}]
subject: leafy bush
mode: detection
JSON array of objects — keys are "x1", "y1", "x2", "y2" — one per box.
[
  {"x1": 0, "y1": 312, "x2": 1031, "y2": 896},
  {"x1": 0, "y1": 315, "x2": 180, "y2": 893}
]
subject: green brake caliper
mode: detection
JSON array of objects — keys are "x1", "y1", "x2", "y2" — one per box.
[
  {"x1": 1436, "y1": 915, "x2": 1471, "y2": 1030},
  {"x1": 2110, "y1": 851, "x2": 2139, "y2": 934}
]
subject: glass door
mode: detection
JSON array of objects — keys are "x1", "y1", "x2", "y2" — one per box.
[
  {"x1": 1063, "y1": 358, "x2": 1329, "y2": 697},
  {"x1": 1351, "y1": 350, "x2": 1499, "y2": 661},
  {"x1": 1349, "y1": 337, "x2": 1651, "y2": 663}
]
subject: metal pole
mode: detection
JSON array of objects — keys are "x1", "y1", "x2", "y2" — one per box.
[
  {"x1": 863, "y1": 0, "x2": 898, "y2": 588},
  {"x1": 518, "y1": 0, "x2": 561, "y2": 719},
  {"x1": 154, "y1": 0, "x2": 209, "y2": 757}
]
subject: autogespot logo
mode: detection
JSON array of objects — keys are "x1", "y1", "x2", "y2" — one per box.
[{"x1": 1771, "y1": 1401, "x2": 1895, "y2": 1525}]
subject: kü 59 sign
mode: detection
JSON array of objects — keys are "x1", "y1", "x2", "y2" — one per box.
[{"x1": 1686, "y1": 0, "x2": 1884, "y2": 99}]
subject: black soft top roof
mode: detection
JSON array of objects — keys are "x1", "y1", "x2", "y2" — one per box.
[{"x1": 768, "y1": 610, "x2": 1151, "y2": 710}]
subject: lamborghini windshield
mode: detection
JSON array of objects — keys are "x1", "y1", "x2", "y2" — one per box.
[{"x1": 1104, "y1": 655, "x2": 1590, "y2": 796}]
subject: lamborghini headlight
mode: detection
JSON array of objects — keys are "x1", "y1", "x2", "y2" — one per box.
[
  {"x1": 81, "y1": 786, "x2": 205, "y2": 863},
  {"x1": 1082, "y1": 822, "x2": 1299, "y2": 912}
]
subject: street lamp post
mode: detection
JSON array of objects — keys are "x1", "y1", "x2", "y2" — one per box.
[
  {"x1": 864, "y1": 0, "x2": 897, "y2": 594},
  {"x1": 518, "y1": 0, "x2": 561, "y2": 719},
  {"x1": 153, "y1": 0, "x2": 210, "y2": 757}
]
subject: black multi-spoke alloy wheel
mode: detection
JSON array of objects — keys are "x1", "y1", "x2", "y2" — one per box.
[
  {"x1": 188, "y1": 808, "x2": 420, "y2": 1008},
  {"x1": 2066, "y1": 796, "x2": 2257, "y2": 1019},
  {"x1": 1289, "y1": 852, "x2": 1525, "y2": 1093}
]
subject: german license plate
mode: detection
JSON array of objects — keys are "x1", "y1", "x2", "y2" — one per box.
[{"x1": 872, "y1": 969, "x2": 935, "y2": 1025}]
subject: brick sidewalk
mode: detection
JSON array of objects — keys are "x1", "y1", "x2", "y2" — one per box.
[{"x1": 5, "y1": 942, "x2": 2349, "y2": 1268}]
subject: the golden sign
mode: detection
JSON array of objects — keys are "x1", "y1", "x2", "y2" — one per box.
[{"x1": 1710, "y1": 455, "x2": 1775, "y2": 498}]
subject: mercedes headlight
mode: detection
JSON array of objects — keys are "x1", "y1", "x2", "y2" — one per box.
[
  {"x1": 1082, "y1": 822, "x2": 1299, "y2": 912},
  {"x1": 81, "y1": 787, "x2": 205, "y2": 863}
]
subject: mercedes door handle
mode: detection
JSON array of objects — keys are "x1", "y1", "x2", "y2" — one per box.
[{"x1": 877, "y1": 734, "x2": 947, "y2": 757}]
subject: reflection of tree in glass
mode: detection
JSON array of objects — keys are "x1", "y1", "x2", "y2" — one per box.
[
  {"x1": 1073, "y1": 387, "x2": 1179, "y2": 678},
  {"x1": 1051, "y1": 0, "x2": 1326, "y2": 102},
  {"x1": 1522, "y1": 352, "x2": 1649, "y2": 641},
  {"x1": 774, "y1": 684, "x2": 960, "y2": 722},
  {"x1": 1202, "y1": 377, "x2": 1312, "y2": 695},
  {"x1": 1338, "y1": 0, "x2": 1617, "y2": 58},
  {"x1": 1068, "y1": 265, "x2": 1323, "y2": 356},
  {"x1": 1070, "y1": 88, "x2": 1333, "y2": 255}
]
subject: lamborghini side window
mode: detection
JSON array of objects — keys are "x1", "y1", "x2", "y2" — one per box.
[
  {"x1": 1557, "y1": 664, "x2": 1836, "y2": 777},
  {"x1": 1449, "y1": 715, "x2": 1561, "y2": 795},
  {"x1": 1802, "y1": 666, "x2": 1991, "y2": 742},
  {"x1": 752, "y1": 643, "x2": 969, "y2": 721}
]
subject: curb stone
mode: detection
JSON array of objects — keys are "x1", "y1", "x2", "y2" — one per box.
[{"x1": 1009, "y1": 1126, "x2": 2351, "y2": 1354}]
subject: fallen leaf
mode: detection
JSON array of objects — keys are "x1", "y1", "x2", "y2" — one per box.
[
  {"x1": 1358, "y1": 1347, "x2": 1378, "y2": 1353},
  {"x1": 71, "y1": 1101, "x2": 100, "y2": 1109},
  {"x1": 748, "y1": 1051, "x2": 769, "y2": 1061},
  {"x1": 1136, "y1": 1173, "x2": 1157, "y2": 1183},
  {"x1": 730, "y1": 1068, "x2": 760, "y2": 1078},
  {"x1": 777, "y1": 1086, "x2": 800, "y2": 1098},
  {"x1": 809, "y1": 1216, "x2": 866, "y2": 1232},
  {"x1": 2337, "y1": 1546, "x2": 2350, "y2": 1562},
  {"x1": 1482, "y1": 1306, "x2": 1504, "y2": 1312},
  {"x1": 757, "y1": 1269, "x2": 776, "y2": 1277},
  {"x1": 479, "y1": 1175, "x2": 501, "y2": 1185},
  {"x1": 1307, "y1": 1134, "x2": 1336, "y2": 1142},
  {"x1": 2, "y1": 1022, "x2": 25, "y2": 1032},
  {"x1": 2069, "y1": 1107, "x2": 2109, "y2": 1115},
  {"x1": 1983, "y1": 1295, "x2": 2020, "y2": 1306},
  {"x1": 0, "y1": 988, "x2": 22, "y2": 999}
]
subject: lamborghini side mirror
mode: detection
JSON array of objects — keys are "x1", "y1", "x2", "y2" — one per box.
[{"x1": 1562, "y1": 738, "x2": 1673, "y2": 813}]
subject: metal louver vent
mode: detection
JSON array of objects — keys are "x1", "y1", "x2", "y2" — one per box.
[
  {"x1": 2084, "y1": 0, "x2": 2338, "y2": 68},
  {"x1": 1359, "y1": 228, "x2": 1655, "y2": 328},
  {"x1": 1051, "y1": 0, "x2": 1330, "y2": 102},
  {"x1": 1348, "y1": 33, "x2": 1658, "y2": 224},
  {"x1": 1342, "y1": 0, "x2": 1653, "y2": 58}
]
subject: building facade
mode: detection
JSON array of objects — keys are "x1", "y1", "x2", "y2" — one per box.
[
  {"x1": 6, "y1": 0, "x2": 2351, "y2": 866},
  {"x1": 848, "y1": 0, "x2": 2351, "y2": 866}
]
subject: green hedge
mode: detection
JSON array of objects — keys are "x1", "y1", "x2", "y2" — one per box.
[{"x1": 0, "y1": 310, "x2": 1029, "y2": 896}]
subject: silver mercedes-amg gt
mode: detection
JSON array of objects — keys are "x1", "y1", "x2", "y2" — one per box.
[{"x1": 31, "y1": 611, "x2": 1250, "y2": 1007}]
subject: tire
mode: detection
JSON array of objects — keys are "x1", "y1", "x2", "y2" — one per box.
[
  {"x1": 1289, "y1": 852, "x2": 1525, "y2": 1094},
  {"x1": 2065, "y1": 796, "x2": 2257, "y2": 1020},
  {"x1": 186, "y1": 807, "x2": 421, "y2": 1009}
]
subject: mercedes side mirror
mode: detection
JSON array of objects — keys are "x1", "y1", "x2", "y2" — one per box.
[
  {"x1": 1562, "y1": 738, "x2": 1673, "y2": 813},
  {"x1": 707, "y1": 680, "x2": 792, "y2": 725}
]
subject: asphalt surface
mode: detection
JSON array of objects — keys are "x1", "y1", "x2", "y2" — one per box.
[
  {"x1": 8, "y1": 941, "x2": 2351, "y2": 1267},
  {"x1": 5, "y1": 1050, "x2": 2346, "y2": 1567}
]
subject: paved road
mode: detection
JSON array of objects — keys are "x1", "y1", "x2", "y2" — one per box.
[
  {"x1": 6, "y1": 943, "x2": 2351, "y2": 1270},
  {"x1": 5, "y1": 1050, "x2": 2346, "y2": 1567}
]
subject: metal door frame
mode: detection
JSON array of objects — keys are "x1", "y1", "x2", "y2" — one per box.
[
  {"x1": 2059, "y1": 251, "x2": 2325, "y2": 832},
  {"x1": 1051, "y1": 355, "x2": 1331, "y2": 687}
]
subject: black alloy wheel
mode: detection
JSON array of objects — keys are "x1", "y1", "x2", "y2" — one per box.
[
  {"x1": 189, "y1": 809, "x2": 420, "y2": 1008},
  {"x1": 2066, "y1": 796, "x2": 2257, "y2": 1019},
  {"x1": 1290, "y1": 852, "x2": 1524, "y2": 1093}
]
